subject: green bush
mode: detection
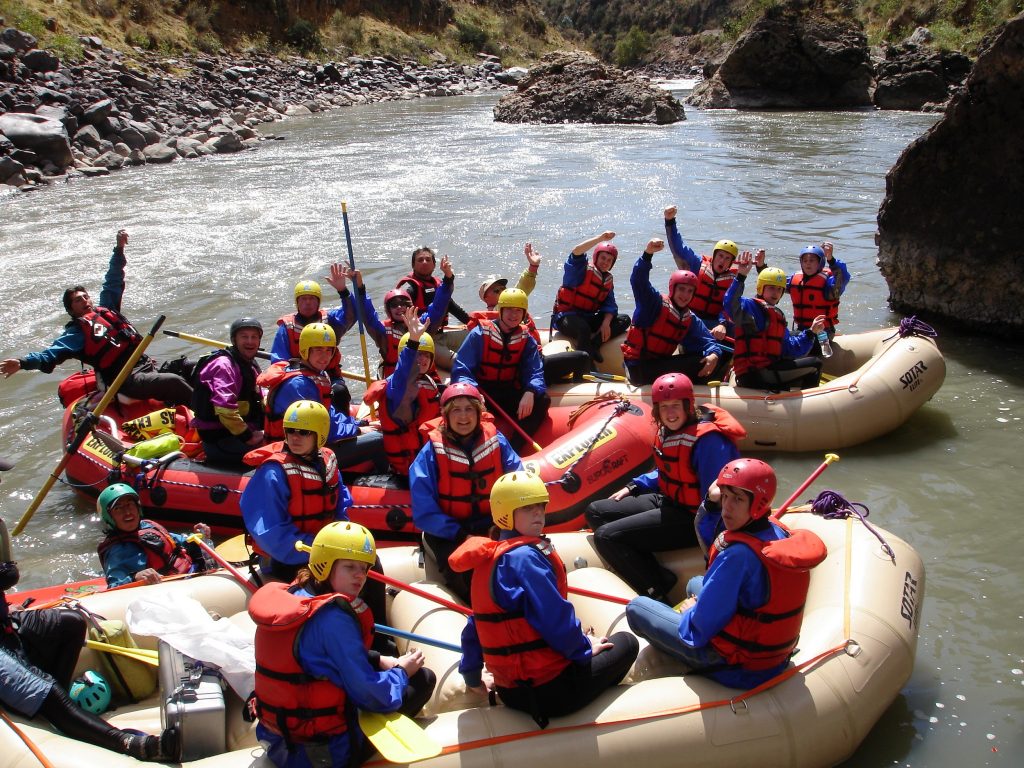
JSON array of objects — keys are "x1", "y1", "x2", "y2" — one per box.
[
  {"x1": 287, "y1": 18, "x2": 322, "y2": 52},
  {"x1": 456, "y1": 18, "x2": 489, "y2": 51},
  {"x1": 613, "y1": 25, "x2": 650, "y2": 67}
]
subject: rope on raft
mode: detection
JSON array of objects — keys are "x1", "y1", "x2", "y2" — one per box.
[
  {"x1": 549, "y1": 394, "x2": 633, "y2": 487},
  {"x1": 886, "y1": 315, "x2": 938, "y2": 341},
  {"x1": 808, "y1": 490, "x2": 896, "y2": 560}
]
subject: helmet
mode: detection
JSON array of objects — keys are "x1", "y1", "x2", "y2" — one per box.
[
  {"x1": 713, "y1": 240, "x2": 739, "y2": 259},
  {"x1": 294, "y1": 280, "x2": 322, "y2": 302},
  {"x1": 384, "y1": 288, "x2": 411, "y2": 309},
  {"x1": 230, "y1": 317, "x2": 263, "y2": 342},
  {"x1": 716, "y1": 458, "x2": 777, "y2": 520},
  {"x1": 592, "y1": 242, "x2": 618, "y2": 267},
  {"x1": 799, "y1": 244, "x2": 826, "y2": 272},
  {"x1": 756, "y1": 267, "x2": 787, "y2": 295},
  {"x1": 296, "y1": 521, "x2": 376, "y2": 581},
  {"x1": 282, "y1": 400, "x2": 330, "y2": 448},
  {"x1": 70, "y1": 670, "x2": 112, "y2": 715},
  {"x1": 478, "y1": 276, "x2": 508, "y2": 302},
  {"x1": 398, "y1": 332, "x2": 435, "y2": 358},
  {"x1": 298, "y1": 322, "x2": 337, "y2": 360},
  {"x1": 97, "y1": 482, "x2": 139, "y2": 528},
  {"x1": 669, "y1": 270, "x2": 698, "y2": 295},
  {"x1": 651, "y1": 373, "x2": 694, "y2": 404},
  {"x1": 497, "y1": 288, "x2": 529, "y2": 313},
  {"x1": 440, "y1": 381, "x2": 482, "y2": 407},
  {"x1": 490, "y1": 471, "x2": 549, "y2": 531}
]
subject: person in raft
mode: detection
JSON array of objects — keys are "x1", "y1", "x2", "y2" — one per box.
[
  {"x1": 1, "y1": 229, "x2": 192, "y2": 405},
  {"x1": 270, "y1": 267, "x2": 356, "y2": 413},
  {"x1": 584, "y1": 373, "x2": 744, "y2": 603},
  {"x1": 550, "y1": 231, "x2": 631, "y2": 364},
  {"x1": 396, "y1": 246, "x2": 468, "y2": 369},
  {"x1": 96, "y1": 483, "x2": 212, "y2": 588},
  {"x1": 249, "y1": 521, "x2": 437, "y2": 768},
  {"x1": 410, "y1": 382, "x2": 523, "y2": 602},
  {"x1": 785, "y1": 242, "x2": 850, "y2": 348},
  {"x1": 625, "y1": 458, "x2": 827, "y2": 689},
  {"x1": 620, "y1": 237, "x2": 726, "y2": 386},
  {"x1": 723, "y1": 251, "x2": 826, "y2": 391},
  {"x1": 452, "y1": 471, "x2": 639, "y2": 729}
]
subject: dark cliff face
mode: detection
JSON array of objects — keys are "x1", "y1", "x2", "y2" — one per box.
[{"x1": 876, "y1": 12, "x2": 1024, "y2": 340}]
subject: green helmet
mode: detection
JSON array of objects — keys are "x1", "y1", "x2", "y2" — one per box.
[{"x1": 97, "y1": 483, "x2": 140, "y2": 528}]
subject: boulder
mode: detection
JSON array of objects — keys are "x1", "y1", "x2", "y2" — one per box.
[
  {"x1": 82, "y1": 98, "x2": 115, "y2": 126},
  {"x1": 1, "y1": 28, "x2": 36, "y2": 53},
  {"x1": 0, "y1": 112, "x2": 72, "y2": 167},
  {"x1": 876, "y1": 13, "x2": 1024, "y2": 339},
  {"x1": 22, "y1": 49, "x2": 60, "y2": 73},
  {"x1": 493, "y1": 51, "x2": 684, "y2": 125},
  {"x1": 874, "y1": 43, "x2": 973, "y2": 110},
  {"x1": 142, "y1": 143, "x2": 177, "y2": 164},
  {"x1": 0, "y1": 154, "x2": 24, "y2": 182}
]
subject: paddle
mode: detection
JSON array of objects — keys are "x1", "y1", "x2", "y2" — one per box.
[
  {"x1": 186, "y1": 534, "x2": 257, "y2": 594},
  {"x1": 13, "y1": 315, "x2": 165, "y2": 537},
  {"x1": 373, "y1": 623, "x2": 462, "y2": 653},
  {"x1": 214, "y1": 533, "x2": 252, "y2": 564},
  {"x1": 85, "y1": 639, "x2": 159, "y2": 666},
  {"x1": 367, "y1": 570, "x2": 473, "y2": 616},
  {"x1": 358, "y1": 710, "x2": 442, "y2": 763},
  {"x1": 478, "y1": 386, "x2": 543, "y2": 453},
  {"x1": 567, "y1": 585, "x2": 630, "y2": 606},
  {"x1": 776, "y1": 453, "x2": 840, "y2": 518},
  {"x1": 340, "y1": 202, "x2": 375, "y2": 392}
]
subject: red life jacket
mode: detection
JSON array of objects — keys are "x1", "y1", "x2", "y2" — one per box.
[
  {"x1": 250, "y1": 582, "x2": 374, "y2": 743},
  {"x1": 688, "y1": 257, "x2": 737, "y2": 322},
  {"x1": 72, "y1": 306, "x2": 143, "y2": 383},
  {"x1": 476, "y1": 319, "x2": 529, "y2": 385},
  {"x1": 363, "y1": 374, "x2": 441, "y2": 475},
  {"x1": 450, "y1": 536, "x2": 571, "y2": 688},
  {"x1": 396, "y1": 273, "x2": 448, "y2": 329},
  {"x1": 707, "y1": 522, "x2": 827, "y2": 671},
  {"x1": 733, "y1": 299, "x2": 788, "y2": 376},
  {"x1": 258, "y1": 361, "x2": 333, "y2": 441},
  {"x1": 377, "y1": 320, "x2": 405, "y2": 378},
  {"x1": 553, "y1": 263, "x2": 613, "y2": 315},
  {"x1": 621, "y1": 295, "x2": 694, "y2": 362},
  {"x1": 97, "y1": 519, "x2": 192, "y2": 577},
  {"x1": 654, "y1": 405, "x2": 747, "y2": 509},
  {"x1": 468, "y1": 310, "x2": 542, "y2": 345},
  {"x1": 424, "y1": 418, "x2": 503, "y2": 522},
  {"x1": 788, "y1": 272, "x2": 840, "y2": 332},
  {"x1": 276, "y1": 311, "x2": 343, "y2": 379}
]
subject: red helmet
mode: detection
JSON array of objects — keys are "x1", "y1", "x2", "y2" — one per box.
[
  {"x1": 440, "y1": 382, "x2": 482, "y2": 407},
  {"x1": 384, "y1": 289, "x2": 410, "y2": 309},
  {"x1": 669, "y1": 270, "x2": 698, "y2": 293},
  {"x1": 592, "y1": 242, "x2": 618, "y2": 268},
  {"x1": 716, "y1": 458, "x2": 777, "y2": 520},
  {"x1": 651, "y1": 372, "x2": 694, "y2": 404}
]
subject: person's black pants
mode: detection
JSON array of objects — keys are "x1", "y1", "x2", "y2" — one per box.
[
  {"x1": 11, "y1": 607, "x2": 86, "y2": 690},
  {"x1": 736, "y1": 356, "x2": 822, "y2": 391},
  {"x1": 624, "y1": 353, "x2": 730, "y2": 386}
]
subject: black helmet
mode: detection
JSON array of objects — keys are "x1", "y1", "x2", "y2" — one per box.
[{"x1": 230, "y1": 317, "x2": 263, "y2": 343}]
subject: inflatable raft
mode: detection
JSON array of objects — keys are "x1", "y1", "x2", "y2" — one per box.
[{"x1": 2, "y1": 509, "x2": 924, "y2": 768}]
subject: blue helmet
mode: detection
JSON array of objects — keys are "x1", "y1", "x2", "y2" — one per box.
[
  {"x1": 800, "y1": 245, "x2": 826, "y2": 272},
  {"x1": 70, "y1": 670, "x2": 112, "y2": 714}
]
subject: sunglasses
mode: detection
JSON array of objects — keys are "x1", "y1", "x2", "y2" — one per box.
[
  {"x1": 388, "y1": 300, "x2": 413, "y2": 308},
  {"x1": 284, "y1": 428, "x2": 316, "y2": 437}
]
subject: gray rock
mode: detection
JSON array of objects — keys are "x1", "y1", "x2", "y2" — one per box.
[
  {"x1": 113, "y1": 141, "x2": 131, "y2": 157},
  {"x1": 142, "y1": 143, "x2": 177, "y2": 164},
  {"x1": 0, "y1": 112, "x2": 72, "y2": 167},
  {"x1": 22, "y1": 49, "x2": 60, "y2": 73},
  {"x1": 0, "y1": 43, "x2": 17, "y2": 60},
  {"x1": 117, "y1": 126, "x2": 146, "y2": 150},
  {"x1": 74, "y1": 124, "x2": 102, "y2": 148},
  {"x1": 207, "y1": 132, "x2": 243, "y2": 153},
  {"x1": 1, "y1": 28, "x2": 36, "y2": 53},
  {"x1": 78, "y1": 164, "x2": 110, "y2": 177},
  {"x1": 284, "y1": 104, "x2": 313, "y2": 116},
  {"x1": 82, "y1": 99, "x2": 114, "y2": 125},
  {"x1": 127, "y1": 148, "x2": 145, "y2": 166},
  {"x1": 0, "y1": 154, "x2": 25, "y2": 181},
  {"x1": 93, "y1": 150, "x2": 125, "y2": 169}
]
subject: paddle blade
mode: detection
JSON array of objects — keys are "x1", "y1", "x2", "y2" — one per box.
[
  {"x1": 358, "y1": 710, "x2": 441, "y2": 764},
  {"x1": 215, "y1": 534, "x2": 252, "y2": 564}
]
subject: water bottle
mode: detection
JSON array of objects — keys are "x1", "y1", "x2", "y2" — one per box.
[{"x1": 816, "y1": 330, "x2": 833, "y2": 358}]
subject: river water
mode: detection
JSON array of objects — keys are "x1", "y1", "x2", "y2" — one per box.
[{"x1": 1, "y1": 91, "x2": 1021, "y2": 765}]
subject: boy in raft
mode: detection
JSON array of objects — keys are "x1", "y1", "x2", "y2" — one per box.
[
  {"x1": 410, "y1": 382, "x2": 523, "y2": 602},
  {"x1": 452, "y1": 471, "x2": 639, "y2": 729},
  {"x1": 270, "y1": 266, "x2": 356, "y2": 413},
  {"x1": 250, "y1": 521, "x2": 436, "y2": 768},
  {"x1": 96, "y1": 483, "x2": 212, "y2": 588},
  {"x1": 1, "y1": 229, "x2": 192, "y2": 405},
  {"x1": 551, "y1": 230, "x2": 631, "y2": 364},
  {"x1": 260, "y1": 322, "x2": 385, "y2": 471},
  {"x1": 724, "y1": 251, "x2": 826, "y2": 391},
  {"x1": 396, "y1": 246, "x2": 468, "y2": 369},
  {"x1": 621, "y1": 237, "x2": 726, "y2": 386},
  {"x1": 786, "y1": 242, "x2": 850, "y2": 348},
  {"x1": 585, "y1": 373, "x2": 743, "y2": 603},
  {"x1": 625, "y1": 459, "x2": 827, "y2": 689}
]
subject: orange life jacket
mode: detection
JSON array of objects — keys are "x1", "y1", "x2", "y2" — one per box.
[
  {"x1": 72, "y1": 306, "x2": 143, "y2": 384},
  {"x1": 654, "y1": 406, "x2": 747, "y2": 509},
  {"x1": 621, "y1": 295, "x2": 694, "y2": 361},
  {"x1": 476, "y1": 319, "x2": 529, "y2": 385},
  {"x1": 733, "y1": 299, "x2": 787, "y2": 376},
  {"x1": 424, "y1": 418, "x2": 503, "y2": 522},
  {"x1": 468, "y1": 310, "x2": 542, "y2": 345},
  {"x1": 688, "y1": 257, "x2": 737, "y2": 322},
  {"x1": 363, "y1": 374, "x2": 441, "y2": 475},
  {"x1": 788, "y1": 272, "x2": 839, "y2": 332},
  {"x1": 396, "y1": 273, "x2": 448, "y2": 329},
  {"x1": 553, "y1": 263, "x2": 613, "y2": 315},
  {"x1": 377, "y1": 320, "x2": 405, "y2": 378},
  {"x1": 276, "y1": 311, "x2": 343, "y2": 379},
  {"x1": 97, "y1": 519, "x2": 192, "y2": 576},
  {"x1": 258, "y1": 362, "x2": 333, "y2": 440}
]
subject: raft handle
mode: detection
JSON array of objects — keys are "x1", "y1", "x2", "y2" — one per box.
[
  {"x1": 728, "y1": 698, "x2": 749, "y2": 715},
  {"x1": 844, "y1": 639, "x2": 862, "y2": 658}
]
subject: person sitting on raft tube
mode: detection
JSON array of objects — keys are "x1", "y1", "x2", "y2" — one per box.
[
  {"x1": 621, "y1": 237, "x2": 726, "y2": 387},
  {"x1": 724, "y1": 251, "x2": 826, "y2": 391},
  {"x1": 0, "y1": 229, "x2": 192, "y2": 405},
  {"x1": 191, "y1": 316, "x2": 265, "y2": 469},
  {"x1": 410, "y1": 382, "x2": 523, "y2": 602},
  {"x1": 663, "y1": 205, "x2": 739, "y2": 342},
  {"x1": 551, "y1": 230, "x2": 632, "y2": 365},
  {"x1": 260, "y1": 322, "x2": 386, "y2": 472},
  {"x1": 270, "y1": 267, "x2": 356, "y2": 413},
  {"x1": 250, "y1": 521, "x2": 436, "y2": 768},
  {"x1": 584, "y1": 373, "x2": 744, "y2": 603},
  {"x1": 452, "y1": 288, "x2": 551, "y2": 451},
  {"x1": 396, "y1": 246, "x2": 469, "y2": 370},
  {"x1": 625, "y1": 458, "x2": 827, "y2": 689},
  {"x1": 786, "y1": 242, "x2": 850, "y2": 348},
  {"x1": 96, "y1": 483, "x2": 212, "y2": 588},
  {"x1": 451, "y1": 471, "x2": 639, "y2": 729}
]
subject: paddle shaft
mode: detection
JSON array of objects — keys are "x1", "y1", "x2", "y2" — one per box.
[
  {"x1": 479, "y1": 386, "x2": 543, "y2": 453},
  {"x1": 374, "y1": 623, "x2": 462, "y2": 653},
  {"x1": 187, "y1": 535, "x2": 257, "y2": 593},
  {"x1": 567, "y1": 585, "x2": 630, "y2": 606},
  {"x1": 776, "y1": 453, "x2": 840, "y2": 517},
  {"x1": 340, "y1": 202, "x2": 375, "y2": 392},
  {"x1": 367, "y1": 570, "x2": 472, "y2": 616}
]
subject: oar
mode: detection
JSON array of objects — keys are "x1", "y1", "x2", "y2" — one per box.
[
  {"x1": 566, "y1": 585, "x2": 630, "y2": 605},
  {"x1": 358, "y1": 710, "x2": 442, "y2": 763},
  {"x1": 367, "y1": 570, "x2": 473, "y2": 616},
  {"x1": 340, "y1": 202, "x2": 375, "y2": 391},
  {"x1": 478, "y1": 386, "x2": 543, "y2": 453},
  {"x1": 214, "y1": 533, "x2": 252, "y2": 564},
  {"x1": 13, "y1": 315, "x2": 165, "y2": 536},
  {"x1": 776, "y1": 453, "x2": 840, "y2": 518},
  {"x1": 187, "y1": 534, "x2": 257, "y2": 594},
  {"x1": 374, "y1": 623, "x2": 462, "y2": 653},
  {"x1": 85, "y1": 639, "x2": 159, "y2": 666}
]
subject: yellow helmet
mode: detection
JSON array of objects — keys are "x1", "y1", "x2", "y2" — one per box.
[
  {"x1": 490, "y1": 471, "x2": 549, "y2": 531},
  {"x1": 756, "y1": 267, "x2": 788, "y2": 294},
  {"x1": 299, "y1": 322, "x2": 337, "y2": 360},
  {"x1": 497, "y1": 288, "x2": 529, "y2": 313},
  {"x1": 398, "y1": 331, "x2": 435, "y2": 357},
  {"x1": 713, "y1": 240, "x2": 739, "y2": 259},
  {"x1": 294, "y1": 280, "x2": 322, "y2": 302},
  {"x1": 295, "y1": 521, "x2": 376, "y2": 581},
  {"x1": 282, "y1": 400, "x2": 330, "y2": 448}
]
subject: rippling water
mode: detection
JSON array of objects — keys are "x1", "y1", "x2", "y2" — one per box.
[{"x1": 1, "y1": 92, "x2": 1021, "y2": 765}]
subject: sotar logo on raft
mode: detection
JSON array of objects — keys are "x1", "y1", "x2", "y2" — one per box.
[
  {"x1": 899, "y1": 360, "x2": 929, "y2": 391},
  {"x1": 548, "y1": 426, "x2": 617, "y2": 470},
  {"x1": 900, "y1": 571, "x2": 921, "y2": 630}
]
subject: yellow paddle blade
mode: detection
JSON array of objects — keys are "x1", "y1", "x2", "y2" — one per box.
[
  {"x1": 85, "y1": 639, "x2": 160, "y2": 666},
  {"x1": 215, "y1": 533, "x2": 252, "y2": 564},
  {"x1": 358, "y1": 710, "x2": 441, "y2": 764}
]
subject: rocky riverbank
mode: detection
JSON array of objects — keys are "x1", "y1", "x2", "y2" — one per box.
[{"x1": 0, "y1": 27, "x2": 516, "y2": 192}]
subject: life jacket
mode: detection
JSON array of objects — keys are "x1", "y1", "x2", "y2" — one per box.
[
  {"x1": 621, "y1": 295, "x2": 694, "y2": 361},
  {"x1": 468, "y1": 310, "x2": 542, "y2": 345},
  {"x1": 363, "y1": 374, "x2": 441, "y2": 475},
  {"x1": 733, "y1": 299, "x2": 787, "y2": 376},
  {"x1": 688, "y1": 257, "x2": 737, "y2": 323},
  {"x1": 424, "y1": 417, "x2": 503, "y2": 523},
  {"x1": 97, "y1": 519, "x2": 192, "y2": 577},
  {"x1": 377, "y1": 320, "x2": 405, "y2": 378},
  {"x1": 396, "y1": 273, "x2": 448, "y2": 329},
  {"x1": 191, "y1": 348, "x2": 264, "y2": 430},
  {"x1": 241, "y1": 445, "x2": 340, "y2": 558},
  {"x1": 788, "y1": 272, "x2": 840, "y2": 332},
  {"x1": 707, "y1": 521, "x2": 827, "y2": 671},
  {"x1": 276, "y1": 311, "x2": 343, "y2": 379},
  {"x1": 654, "y1": 405, "x2": 747, "y2": 509},
  {"x1": 71, "y1": 306, "x2": 143, "y2": 384},
  {"x1": 450, "y1": 536, "x2": 571, "y2": 688},
  {"x1": 258, "y1": 361, "x2": 333, "y2": 441},
  {"x1": 553, "y1": 263, "x2": 613, "y2": 315},
  {"x1": 250, "y1": 582, "x2": 374, "y2": 744},
  {"x1": 476, "y1": 319, "x2": 529, "y2": 385}
]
